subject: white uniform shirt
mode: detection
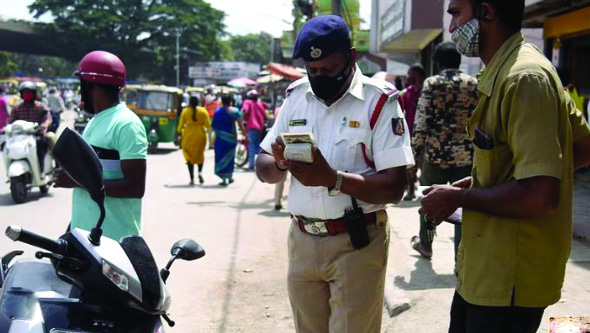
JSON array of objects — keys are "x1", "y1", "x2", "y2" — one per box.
[{"x1": 260, "y1": 66, "x2": 414, "y2": 219}]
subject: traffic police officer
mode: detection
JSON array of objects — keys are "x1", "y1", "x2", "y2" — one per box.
[{"x1": 256, "y1": 15, "x2": 414, "y2": 333}]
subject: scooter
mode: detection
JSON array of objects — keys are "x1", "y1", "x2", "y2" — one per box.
[
  {"x1": 1, "y1": 120, "x2": 55, "y2": 203},
  {"x1": 0, "y1": 128, "x2": 205, "y2": 332},
  {"x1": 74, "y1": 107, "x2": 93, "y2": 135}
]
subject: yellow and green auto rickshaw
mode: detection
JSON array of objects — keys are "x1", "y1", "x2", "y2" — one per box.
[{"x1": 125, "y1": 85, "x2": 183, "y2": 154}]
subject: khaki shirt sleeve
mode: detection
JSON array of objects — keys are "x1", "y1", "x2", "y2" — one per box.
[
  {"x1": 565, "y1": 92, "x2": 590, "y2": 142},
  {"x1": 505, "y1": 74, "x2": 562, "y2": 180}
]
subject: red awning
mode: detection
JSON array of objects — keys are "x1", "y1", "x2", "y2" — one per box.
[{"x1": 265, "y1": 63, "x2": 304, "y2": 81}]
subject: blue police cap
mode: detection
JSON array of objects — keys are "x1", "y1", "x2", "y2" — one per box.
[{"x1": 292, "y1": 15, "x2": 351, "y2": 62}]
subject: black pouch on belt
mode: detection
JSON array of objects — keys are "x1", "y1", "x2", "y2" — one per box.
[{"x1": 344, "y1": 198, "x2": 370, "y2": 250}]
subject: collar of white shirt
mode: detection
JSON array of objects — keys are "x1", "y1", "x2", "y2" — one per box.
[{"x1": 305, "y1": 64, "x2": 365, "y2": 103}]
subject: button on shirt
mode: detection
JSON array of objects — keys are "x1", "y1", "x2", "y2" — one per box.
[
  {"x1": 260, "y1": 66, "x2": 414, "y2": 219},
  {"x1": 458, "y1": 32, "x2": 590, "y2": 307}
]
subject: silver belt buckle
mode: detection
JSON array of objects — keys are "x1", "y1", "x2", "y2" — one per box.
[{"x1": 303, "y1": 221, "x2": 328, "y2": 236}]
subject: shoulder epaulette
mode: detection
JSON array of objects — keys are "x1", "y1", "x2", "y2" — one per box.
[
  {"x1": 285, "y1": 78, "x2": 309, "y2": 97},
  {"x1": 364, "y1": 77, "x2": 400, "y2": 101}
]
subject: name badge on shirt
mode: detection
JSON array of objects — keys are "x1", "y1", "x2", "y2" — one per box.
[{"x1": 289, "y1": 119, "x2": 307, "y2": 126}]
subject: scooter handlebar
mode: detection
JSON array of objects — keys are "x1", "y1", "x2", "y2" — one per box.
[{"x1": 5, "y1": 225, "x2": 62, "y2": 253}]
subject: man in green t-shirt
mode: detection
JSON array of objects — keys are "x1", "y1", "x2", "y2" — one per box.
[
  {"x1": 419, "y1": 0, "x2": 590, "y2": 332},
  {"x1": 55, "y1": 51, "x2": 147, "y2": 241}
]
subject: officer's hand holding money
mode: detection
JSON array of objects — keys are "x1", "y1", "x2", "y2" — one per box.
[
  {"x1": 288, "y1": 145, "x2": 336, "y2": 188},
  {"x1": 270, "y1": 136, "x2": 288, "y2": 170},
  {"x1": 419, "y1": 185, "x2": 461, "y2": 226}
]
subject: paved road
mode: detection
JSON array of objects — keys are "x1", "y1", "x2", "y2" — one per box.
[
  {"x1": 0, "y1": 111, "x2": 295, "y2": 332},
  {"x1": 1, "y1": 110, "x2": 589, "y2": 332}
]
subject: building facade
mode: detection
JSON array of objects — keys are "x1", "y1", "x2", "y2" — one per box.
[{"x1": 524, "y1": 0, "x2": 590, "y2": 97}]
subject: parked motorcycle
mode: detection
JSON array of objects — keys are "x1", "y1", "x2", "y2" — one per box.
[
  {"x1": 0, "y1": 128, "x2": 205, "y2": 332},
  {"x1": 74, "y1": 108, "x2": 93, "y2": 135},
  {"x1": 1, "y1": 120, "x2": 55, "y2": 203}
]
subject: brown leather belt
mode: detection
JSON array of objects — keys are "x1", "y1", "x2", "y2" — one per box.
[{"x1": 295, "y1": 212, "x2": 377, "y2": 237}]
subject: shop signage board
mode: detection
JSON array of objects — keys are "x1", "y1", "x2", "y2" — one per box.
[
  {"x1": 380, "y1": 0, "x2": 405, "y2": 45},
  {"x1": 189, "y1": 62, "x2": 260, "y2": 81}
]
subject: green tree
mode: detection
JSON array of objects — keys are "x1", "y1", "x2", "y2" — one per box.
[
  {"x1": 0, "y1": 52, "x2": 18, "y2": 77},
  {"x1": 29, "y1": 0, "x2": 227, "y2": 85},
  {"x1": 230, "y1": 32, "x2": 273, "y2": 64},
  {"x1": 220, "y1": 39, "x2": 235, "y2": 61}
]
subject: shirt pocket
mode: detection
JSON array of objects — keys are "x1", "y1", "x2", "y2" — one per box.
[
  {"x1": 334, "y1": 128, "x2": 372, "y2": 171},
  {"x1": 472, "y1": 143, "x2": 512, "y2": 187}
]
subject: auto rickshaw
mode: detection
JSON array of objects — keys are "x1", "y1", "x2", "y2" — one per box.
[
  {"x1": 125, "y1": 85, "x2": 183, "y2": 154},
  {"x1": 122, "y1": 84, "x2": 141, "y2": 112}
]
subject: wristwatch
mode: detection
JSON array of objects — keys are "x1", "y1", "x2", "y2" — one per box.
[{"x1": 328, "y1": 171, "x2": 345, "y2": 196}]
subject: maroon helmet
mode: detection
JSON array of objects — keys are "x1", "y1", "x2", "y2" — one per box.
[{"x1": 74, "y1": 51, "x2": 126, "y2": 87}]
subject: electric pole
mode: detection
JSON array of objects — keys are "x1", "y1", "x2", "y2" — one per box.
[{"x1": 176, "y1": 29, "x2": 181, "y2": 87}]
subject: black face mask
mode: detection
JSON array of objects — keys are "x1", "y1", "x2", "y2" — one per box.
[
  {"x1": 80, "y1": 80, "x2": 95, "y2": 114},
  {"x1": 308, "y1": 56, "x2": 352, "y2": 101}
]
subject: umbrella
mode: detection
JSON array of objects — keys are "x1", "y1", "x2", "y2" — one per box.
[
  {"x1": 265, "y1": 63, "x2": 305, "y2": 81},
  {"x1": 228, "y1": 77, "x2": 258, "y2": 87},
  {"x1": 257, "y1": 73, "x2": 285, "y2": 84}
]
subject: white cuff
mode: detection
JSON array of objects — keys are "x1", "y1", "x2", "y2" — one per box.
[{"x1": 374, "y1": 146, "x2": 415, "y2": 171}]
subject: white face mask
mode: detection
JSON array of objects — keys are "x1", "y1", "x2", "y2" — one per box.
[{"x1": 451, "y1": 18, "x2": 480, "y2": 57}]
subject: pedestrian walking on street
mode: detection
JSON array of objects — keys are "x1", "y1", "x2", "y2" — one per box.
[
  {"x1": 205, "y1": 85, "x2": 221, "y2": 149},
  {"x1": 419, "y1": 1, "x2": 590, "y2": 332},
  {"x1": 177, "y1": 95, "x2": 211, "y2": 185},
  {"x1": 242, "y1": 89, "x2": 268, "y2": 171},
  {"x1": 400, "y1": 63, "x2": 426, "y2": 201},
  {"x1": 212, "y1": 95, "x2": 244, "y2": 186},
  {"x1": 54, "y1": 50, "x2": 148, "y2": 241},
  {"x1": 256, "y1": 15, "x2": 413, "y2": 333},
  {"x1": 410, "y1": 41, "x2": 478, "y2": 260}
]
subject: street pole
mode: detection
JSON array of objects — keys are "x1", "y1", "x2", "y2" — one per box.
[
  {"x1": 176, "y1": 29, "x2": 180, "y2": 87},
  {"x1": 332, "y1": 0, "x2": 342, "y2": 16}
]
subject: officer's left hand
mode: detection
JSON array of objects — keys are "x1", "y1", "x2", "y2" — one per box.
[
  {"x1": 287, "y1": 145, "x2": 336, "y2": 188},
  {"x1": 419, "y1": 185, "x2": 462, "y2": 226}
]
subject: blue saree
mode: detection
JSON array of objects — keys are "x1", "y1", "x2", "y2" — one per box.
[{"x1": 212, "y1": 107, "x2": 242, "y2": 180}]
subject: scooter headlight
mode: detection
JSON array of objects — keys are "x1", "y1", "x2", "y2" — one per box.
[{"x1": 102, "y1": 260, "x2": 129, "y2": 292}]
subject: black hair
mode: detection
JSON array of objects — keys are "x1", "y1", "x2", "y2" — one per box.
[
  {"x1": 408, "y1": 63, "x2": 426, "y2": 79},
  {"x1": 472, "y1": 0, "x2": 524, "y2": 33},
  {"x1": 434, "y1": 41, "x2": 461, "y2": 70},
  {"x1": 189, "y1": 95, "x2": 199, "y2": 121},
  {"x1": 221, "y1": 95, "x2": 233, "y2": 107}
]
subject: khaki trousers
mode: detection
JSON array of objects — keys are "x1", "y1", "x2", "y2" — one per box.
[{"x1": 287, "y1": 211, "x2": 390, "y2": 333}]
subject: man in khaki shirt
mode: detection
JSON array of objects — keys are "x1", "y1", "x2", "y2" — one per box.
[{"x1": 419, "y1": 0, "x2": 590, "y2": 332}]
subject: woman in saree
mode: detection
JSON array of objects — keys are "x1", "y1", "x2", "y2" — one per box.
[
  {"x1": 211, "y1": 95, "x2": 244, "y2": 186},
  {"x1": 177, "y1": 95, "x2": 211, "y2": 185}
]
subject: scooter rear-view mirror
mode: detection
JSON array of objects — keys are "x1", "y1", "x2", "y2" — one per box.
[
  {"x1": 171, "y1": 239, "x2": 205, "y2": 261},
  {"x1": 54, "y1": 128, "x2": 103, "y2": 195},
  {"x1": 54, "y1": 128, "x2": 106, "y2": 245}
]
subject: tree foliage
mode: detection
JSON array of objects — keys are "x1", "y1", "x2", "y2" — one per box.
[
  {"x1": 229, "y1": 32, "x2": 273, "y2": 64},
  {"x1": 28, "y1": 0, "x2": 226, "y2": 84},
  {"x1": 0, "y1": 52, "x2": 19, "y2": 77}
]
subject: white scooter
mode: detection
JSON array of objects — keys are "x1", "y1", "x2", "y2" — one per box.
[{"x1": 1, "y1": 120, "x2": 55, "y2": 203}]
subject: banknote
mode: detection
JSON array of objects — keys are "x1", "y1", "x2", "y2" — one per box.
[{"x1": 280, "y1": 132, "x2": 314, "y2": 145}]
